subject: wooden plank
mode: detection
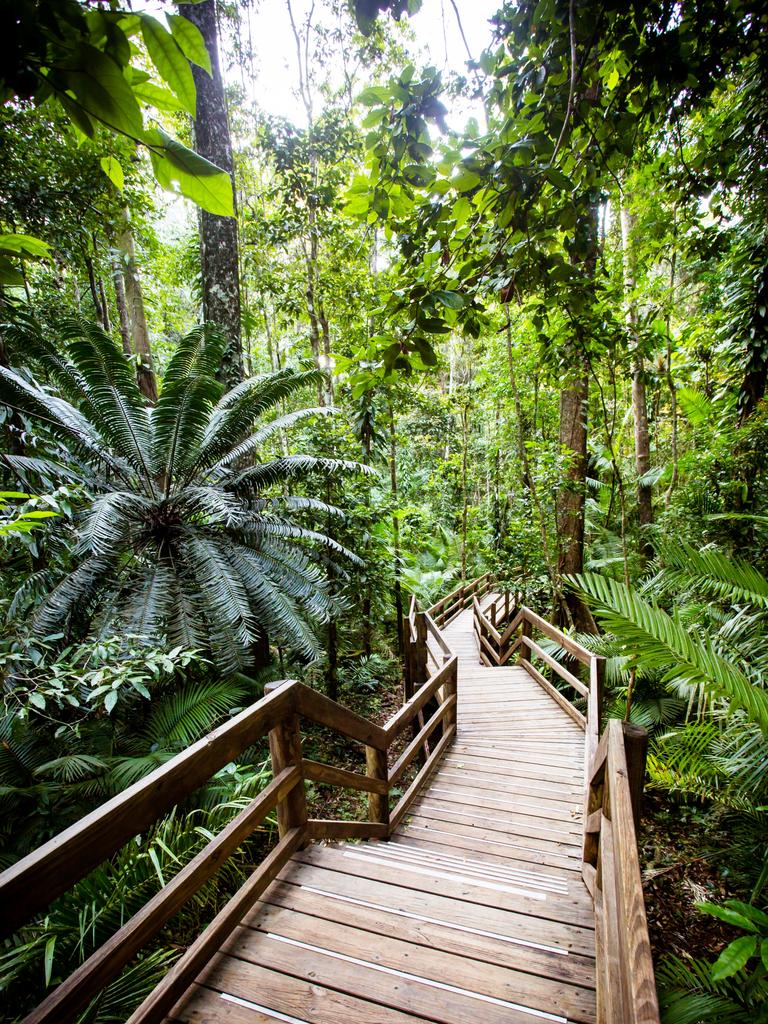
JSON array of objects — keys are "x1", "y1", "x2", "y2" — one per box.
[
  {"x1": 221, "y1": 920, "x2": 596, "y2": 1024},
  {"x1": 383, "y1": 658, "x2": 458, "y2": 742},
  {"x1": 180, "y1": 960, "x2": 422, "y2": 1024},
  {"x1": 522, "y1": 661, "x2": 586, "y2": 729},
  {"x1": 256, "y1": 880, "x2": 597, "y2": 988},
  {"x1": 394, "y1": 825, "x2": 582, "y2": 874},
  {"x1": 303, "y1": 758, "x2": 388, "y2": 795},
  {"x1": 389, "y1": 695, "x2": 455, "y2": 786},
  {"x1": 0, "y1": 683, "x2": 296, "y2": 938},
  {"x1": 409, "y1": 799, "x2": 582, "y2": 843},
  {"x1": 171, "y1": 983, "x2": 292, "y2": 1023},
  {"x1": 23, "y1": 766, "x2": 301, "y2": 1024},
  {"x1": 293, "y1": 846, "x2": 595, "y2": 929},
  {"x1": 607, "y1": 722, "x2": 660, "y2": 1024},
  {"x1": 389, "y1": 725, "x2": 456, "y2": 831},
  {"x1": 126, "y1": 827, "x2": 306, "y2": 1024},
  {"x1": 415, "y1": 790, "x2": 583, "y2": 831},
  {"x1": 294, "y1": 683, "x2": 387, "y2": 749},
  {"x1": 305, "y1": 820, "x2": 388, "y2": 841},
  {"x1": 233, "y1": 904, "x2": 598, "y2": 1023},
  {"x1": 520, "y1": 607, "x2": 594, "y2": 664},
  {"x1": 279, "y1": 855, "x2": 597, "y2": 953},
  {"x1": 401, "y1": 813, "x2": 582, "y2": 862},
  {"x1": 594, "y1": 814, "x2": 630, "y2": 1024},
  {"x1": 522, "y1": 636, "x2": 589, "y2": 697}
]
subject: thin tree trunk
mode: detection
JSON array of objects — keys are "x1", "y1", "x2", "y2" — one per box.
[
  {"x1": 620, "y1": 201, "x2": 653, "y2": 559},
  {"x1": 117, "y1": 211, "x2": 158, "y2": 404},
  {"x1": 555, "y1": 200, "x2": 598, "y2": 633},
  {"x1": 389, "y1": 402, "x2": 404, "y2": 657},
  {"x1": 112, "y1": 253, "x2": 132, "y2": 357},
  {"x1": 665, "y1": 219, "x2": 679, "y2": 505},
  {"x1": 181, "y1": 0, "x2": 244, "y2": 389},
  {"x1": 460, "y1": 400, "x2": 469, "y2": 583}
]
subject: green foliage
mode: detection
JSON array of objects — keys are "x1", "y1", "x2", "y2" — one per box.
[
  {"x1": 0, "y1": 0, "x2": 232, "y2": 216},
  {"x1": 571, "y1": 570, "x2": 768, "y2": 731},
  {"x1": 0, "y1": 320, "x2": 367, "y2": 670}
]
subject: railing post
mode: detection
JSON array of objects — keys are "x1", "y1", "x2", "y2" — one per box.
[
  {"x1": 264, "y1": 681, "x2": 307, "y2": 840},
  {"x1": 446, "y1": 654, "x2": 458, "y2": 732},
  {"x1": 403, "y1": 618, "x2": 414, "y2": 702},
  {"x1": 622, "y1": 721, "x2": 649, "y2": 832},
  {"x1": 519, "y1": 614, "x2": 532, "y2": 667},
  {"x1": 414, "y1": 612, "x2": 429, "y2": 688},
  {"x1": 365, "y1": 746, "x2": 390, "y2": 831}
]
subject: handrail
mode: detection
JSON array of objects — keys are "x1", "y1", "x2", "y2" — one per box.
[
  {"x1": 473, "y1": 595, "x2": 605, "y2": 764},
  {"x1": 427, "y1": 572, "x2": 493, "y2": 627},
  {"x1": 471, "y1": 594, "x2": 658, "y2": 1024},
  {"x1": 3, "y1": 634, "x2": 459, "y2": 1024},
  {"x1": 583, "y1": 720, "x2": 659, "y2": 1024}
]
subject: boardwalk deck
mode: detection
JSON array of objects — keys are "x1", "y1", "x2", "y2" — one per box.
[{"x1": 169, "y1": 606, "x2": 597, "y2": 1024}]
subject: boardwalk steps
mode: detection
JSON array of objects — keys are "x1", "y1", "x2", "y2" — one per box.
[{"x1": 0, "y1": 577, "x2": 660, "y2": 1024}]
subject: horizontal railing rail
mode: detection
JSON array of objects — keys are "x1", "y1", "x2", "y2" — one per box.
[
  {"x1": 472, "y1": 593, "x2": 659, "y2": 1024},
  {"x1": 426, "y1": 572, "x2": 493, "y2": 627},
  {"x1": 583, "y1": 720, "x2": 659, "y2": 1024},
  {"x1": 3, "y1": 637, "x2": 458, "y2": 1024}
]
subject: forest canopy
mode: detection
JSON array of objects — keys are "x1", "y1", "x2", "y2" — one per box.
[{"x1": 1, "y1": 0, "x2": 768, "y2": 1020}]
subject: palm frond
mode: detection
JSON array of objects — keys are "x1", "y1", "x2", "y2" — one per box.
[
  {"x1": 150, "y1": 326, "x2": 224, "y2": 489},
  {"x1": 656, "y1": 541, "x2": 768, "y2": 609},
  {"x1": 143, "y1": 678, "x2": 250, "y2": 749},
  {"x1": 570, "y1": 572, "x2": 768, "y2": 731}
]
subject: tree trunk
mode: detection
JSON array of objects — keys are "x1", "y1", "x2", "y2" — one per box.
[
  {"x1": 389, "y1": 402, "x2": 404, "y2": 657},
  {"x1": 555, "y1": 199, "x2": 598, "y2": 633},
  {"x1": 181, "y1": 0, "x2": 243, "y2": 390},
  {"x1": 116, "y1": 211, "x2": 158, "y2": 404},
  {"x1": 620, "y1": 201, "x2": 653, "y2": 559},
  {"x1": 112, "y1": 252, "x2": 132, "y2": 357}
]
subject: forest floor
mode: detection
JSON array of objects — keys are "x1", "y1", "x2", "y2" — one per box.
[{"x1": 642, "y1": 792, "x2": 740, "y2": 963}]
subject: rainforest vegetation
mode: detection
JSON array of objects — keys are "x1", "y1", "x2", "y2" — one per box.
[{"x1": 1, "y1": 0, "x2": 768, "y2": 1020}]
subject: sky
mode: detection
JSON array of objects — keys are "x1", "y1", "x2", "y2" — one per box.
[{"x1": 230, "y1": 0, "x2": 502, "y2": 127}]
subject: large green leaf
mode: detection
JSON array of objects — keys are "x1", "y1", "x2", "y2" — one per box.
[
  {"x1": 0, "y1": 234, "x2": 51, "y2": 258},
  {"x1": 60, "y1": 44, "x2": 144, "y2": 139},
  {"x1": 146, "y1": 128, "x2": 234, "y2": 217},
  {"x1": 571, "y1": 572, "x2": 768, "y2": 731},
  {"x1": 710, "y1": 935, "x2": 757, "y2": 981},
  {"x1": 132, "y1": 81, "x2": 188, "y2": 113},
  {"x1": 139, "y1": 15, "x2": 197, "y2": 117},
  {"x1": 167, "y1": 13, "x2": 212, "y2": 75}
]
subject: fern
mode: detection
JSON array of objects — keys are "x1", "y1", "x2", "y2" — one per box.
[{"x1": 570, "y1": 572, "x2": 768, "y2": 732}]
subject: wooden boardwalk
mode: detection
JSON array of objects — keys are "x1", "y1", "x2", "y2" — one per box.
[{"x1": 169, "y1": 605, "x2": 596, "y2": 1024}]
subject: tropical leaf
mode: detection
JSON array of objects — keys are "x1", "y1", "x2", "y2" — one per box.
[{"x1": 570, "y1": 572, "x2": 768, "y2": 731}]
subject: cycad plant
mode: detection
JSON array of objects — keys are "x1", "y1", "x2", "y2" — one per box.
[{"x1": 0, "y1": 320, "x2": 367, "y2": 670}]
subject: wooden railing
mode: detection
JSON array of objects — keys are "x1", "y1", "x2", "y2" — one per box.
[
  {"x1": 472, "y1": 591, "x2": 659, "y2": 1024},
  {"x1": 1, "y1": 651, "x2": 457, "y2": 1024},
  {"x1": 583, "y1": 721, "x2": 659, "y2": 1024},
  {"x1": 427, "y1": 571, "x2": 493, "y2": 627},
  {"x1": 474, "y1": 593, "x2": 605, "y2": 766}
]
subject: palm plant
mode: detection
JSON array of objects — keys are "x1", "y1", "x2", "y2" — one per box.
[{"x1": 0, "y1": 320, "x2": 368, "y2": 670}]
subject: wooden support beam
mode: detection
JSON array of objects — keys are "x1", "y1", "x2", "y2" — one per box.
[
  {"x1": 22, "y1": 766, "x2": 300, "y2": 1024},
  {"x1": 302, "y1": 759, "x2": 388, "y2": 795},
  {"x1": 389, "y1": 725, "x2": 457, "y2": 831},
  {"x1": 365, "y1": 745, "x2": 390, "y2": 828},
  {"x1": 522, "y1": 661, "x2": 586, "y2": 729},
  {"x1": 126, "y1": 827, "x2": 306, "y2": 1024},
  {"x1": 305, "y1": 820, "x2": 388, "y2": 841},
  {"x1": 0, "y1": 682, "x2": 296, "y2": 938},
  {"x1": 264, "y1": 681, "x2": 307, "y2": 840}
]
